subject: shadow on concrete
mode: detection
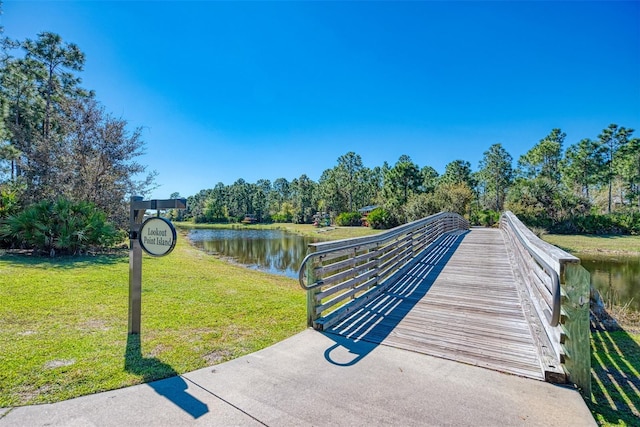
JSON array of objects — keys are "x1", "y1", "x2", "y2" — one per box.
[
  {"x1": 322, "y1": 231, "x2": 467, "y2": 366},
  {"x1": 125, "y1": 334, "x2": 209, "y2": 419}
]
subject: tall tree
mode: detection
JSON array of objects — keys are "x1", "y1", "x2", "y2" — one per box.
[
  {"x1": 440, "y1": 160, "x2": 474, "y2": 188},
  {"x1": 60, "y1": 97, "x2": 155, "y2": 225},
  {"x1": 1, "y1": 57, "x2": 44, "y2": 181},
  {"x1": 518, "y1": 128, "x2": 565, "y2": 184},
  {"x1": 598, "y1": 124, "x2": 633, "y2": 212},
  {"x1": 272, "y1": 177, "x2": 290, "y2": 213},
  {"x1": 23, "y1": 32, "x2": 85, "y2": 140},
  {"x1": 202, "y1": 183, "x2": 227, "y2": 222},
  {"x1": 383, "y1": 155, "x2": 421, "y2": 206},
  {"x1": 420, "y1": 165, "x2": 439, "y2": 194},
  {"x1": 336, "y1": 151, "x2": 364, "y2": 212},
  {"x1": 1, "y1": 32, "x2": 90, "y2": 204},
  {"x1": 253, "y1": 179, "x2": 271, "y2": 222},
  {"x1": 561, "y1": 138, "x2": 605, "y2": 200},
  {"x1": 228, "y1": 178, "x2": 251, "y2": 219},
  {"x1": 618, "y1": 136, "x2": 640, "y2": 209},
  {"x1": 477, "y1": 144, "x2": 513, "y2": 211},
  {"x1": 290, "y1": 174, "x2": 316, "y2": 223},
  {"x1": 359, "y1": 166, "x2": 383, "y2": 208},
  {"x1": 318, "y1": 167, "x2": 345, "y2": 215}
]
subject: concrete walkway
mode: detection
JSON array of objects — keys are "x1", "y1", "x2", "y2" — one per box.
[{"x1": 1, "y1": 329, "x2": 595, "y2": 426}]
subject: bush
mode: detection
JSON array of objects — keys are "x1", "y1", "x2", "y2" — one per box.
[
  {"x1": 271, "y1": 213, "x2": 292, "y2": 223},
  {"x1": 367, "y1": 207, "x2": 398, "y2": 230},
  {"x1": 476, "y1": 209, "x2": 501, "y2": 227},
  {"x1": 0, "y1": 184, "x2": 22, "y2": 219},
  {"x1": 404, "y1": 193, "x2": 439, "y2": 222},
  {"x1": 612, "y1": 211, "x2": 640, "y2": 235},
  {"x1": 549, "y1": 212, "x2": 640, "y2": 235},
  {"x1": 335, "y1": 212, "x2": 362, "y2": 226},
  {"x1": 0, "y1": 198, "x2": 120, "y2": 255},
  {"x1": 292, "y1": 207, "x2": 314, "y2": 224}
]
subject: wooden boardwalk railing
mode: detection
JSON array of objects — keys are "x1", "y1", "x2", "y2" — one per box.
[
  {"x1": 500, "y1": 211, "x2": 591, "y2": 394},
  {"x1": 298, "y1": 212, "x2": 469, "y2": 330},
  {"x1": 297, "y1": 211, "x2": 591, "y2": 395}
]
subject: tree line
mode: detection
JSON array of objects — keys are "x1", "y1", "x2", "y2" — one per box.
[
  {"x1": 0, "y1": 26, "x2": 155, "y2": 254},
  {"x1": 182, "y1": 124, "x2": 639, "y2": 234}
]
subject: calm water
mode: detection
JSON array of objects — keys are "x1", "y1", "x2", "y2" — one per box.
[
  {"x1": 579, "y1": 253, "x2": 640, "y2": 312},
  {"x1": 187, "y1": 228, "x2": 319, "y2": 278}
]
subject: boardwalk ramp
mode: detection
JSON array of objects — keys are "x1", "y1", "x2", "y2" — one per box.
[{"x1": 324, "y1": 228, "x2": 546, "y2": 380}]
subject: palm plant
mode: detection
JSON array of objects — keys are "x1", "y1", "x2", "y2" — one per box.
[{"x1": 1, "y1": 198, "x2": 119, "y2": 255}]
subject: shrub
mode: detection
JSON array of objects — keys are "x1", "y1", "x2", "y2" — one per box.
[
  {"x1": 335, "y1": 212, "x2": 362, "y2": 226},
  {"x1": 529, "y1": 227, "x2": 548, "y2": 238},
  {"x1": 271, "y1": 213, "x2": 292, "y2": 223},
  {"x1": 367, "y1": 207, "x2": 398, "y2": 230},
  {"x1": 476, "y1": 210, "x2": 501, "y2": 227},
  {"x1": 292, "y1": 207, "x2": 314, "y2": 224},
  {"x1": 404, "y1": 193, "x2": 439, "y2": 222},
  {"x1": 1, "y1": 198, "x2": 120, "y2": 255},
  {"x1": 0, "y1": 184, "x2": 22, "y2": 219},
  {"x1": 612, "y1": 211, "x2": 640, "y2": 235},
  {"x1": 549, "y1": 213, "x2": 640, "y2": 235}
]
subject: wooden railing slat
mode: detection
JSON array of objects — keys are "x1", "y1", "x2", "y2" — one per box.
[{"x1": 299, "y1": 212, "x2": 469, "y2": 325}]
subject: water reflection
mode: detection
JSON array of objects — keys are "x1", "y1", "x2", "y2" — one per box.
[
  {"x1": 187, "y1": 229, "x2": 319, "y2": 278},
  {"x1": 579, "y1": 254, "x2": 640, "y2": 312}
]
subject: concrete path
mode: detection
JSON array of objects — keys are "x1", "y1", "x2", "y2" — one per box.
[{"x1": 0, "y1": 329, "x2": 596, "y2": 426}]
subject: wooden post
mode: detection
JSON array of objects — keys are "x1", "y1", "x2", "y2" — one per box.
[
  {"x1": 305, "y1": 245, "x2": 320, "y2": 329},
  {"x1": 127, "y1": 197, "x2": 186, "y2": 335},
  {"x1": 128, "y1": 196, "x2": 144, "y2": 335},
  {"x1": 562, "y1": 263, "x2": 591, "y2": 397}
]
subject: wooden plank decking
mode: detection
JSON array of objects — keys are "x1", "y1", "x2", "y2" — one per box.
[{"x1": 325, "y1": 228, "x2": 545, "y2": 380}]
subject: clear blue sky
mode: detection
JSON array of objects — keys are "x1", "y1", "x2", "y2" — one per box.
[{"x1": 4, "y1": 1, "x2": 639, "y2": 199}]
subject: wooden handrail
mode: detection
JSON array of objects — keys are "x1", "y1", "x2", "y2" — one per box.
[
  {"x1": 499, "y1": 212, "x2": 582, "y2": 375},
  {"x1": 500, "y1": 214, "x2": 562, "y2": 326},
  {"x1": 298, "y1": 212, "x2": 469, "y2": 329}
]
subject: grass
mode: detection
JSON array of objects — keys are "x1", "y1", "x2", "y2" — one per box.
[
  {"x1": 542, "y1": 234, "x2": 640, "y2": 255},
  {"x1": 0, "y1": 235, "x2": 305, "y2": 407},
  {"x1": 589, "y1": 307, "x2": 640, "y2": 426},
  {"x1": 174, "y1": 221, "x2": 383, "y2": 240}
]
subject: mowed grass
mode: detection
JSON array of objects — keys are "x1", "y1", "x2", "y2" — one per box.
[
  {"x1": 0, "y1": 235, "x2": 305, "y2": 407},
  {"x1": 175, "y1": 221, "x2": 383, "y2": 240},
  {"x1": 589, "y1": 328, "x2": 640, "y2": 426},
  {"x1": 542, "y1": 234, "x2": 640, "y2": 255}
]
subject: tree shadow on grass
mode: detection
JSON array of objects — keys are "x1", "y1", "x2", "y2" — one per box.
[
  {"x1": 588, "y1": 306, "x2": 640, "y2": 426},
  {"x1": 0, "y1": 251, "x2": 125, "y2": 268},
  {"x1": 125, "y1": 334, "x2": 208, "y2": 419}
]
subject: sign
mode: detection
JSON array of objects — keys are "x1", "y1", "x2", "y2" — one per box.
[
  {"x1": 128, "y1": 197, "x2": 186, "y2": 335},
  {"x1": 139, "y1": 217, "x2": 177, "y2": 256}
]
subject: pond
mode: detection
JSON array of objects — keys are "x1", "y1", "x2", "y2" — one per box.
[
  {"x1": 579, "y1": 253, "x2": 640, "y2": 312},
  {"x1": 186, "y1": 228, "x2": 320, "y2": 279}
]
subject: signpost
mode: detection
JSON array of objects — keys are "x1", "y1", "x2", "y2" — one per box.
[{"x1": 128, "y1": 196, "x2": 186, "y2": 335}]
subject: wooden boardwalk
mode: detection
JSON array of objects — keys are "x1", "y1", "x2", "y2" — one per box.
[{"x1": 325, "y1": 228, "x2": 545, "y2": 380}]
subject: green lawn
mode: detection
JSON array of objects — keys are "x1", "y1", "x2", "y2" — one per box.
[
  {"x1": 589, "y1": 328, "x2": 640, "y2": 426},
  {"x1": 542, "y1": 234, "x2": 640, "y2": 255},
  {"x1": 0, "y1": 236, "x2": 305, "y2": 406},
  {"x1": 174, "y1": 221, "x2": 382, "y2": 240}
]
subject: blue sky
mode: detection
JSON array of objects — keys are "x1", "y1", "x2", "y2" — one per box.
[{"x1": 4, "y1": 1, "x2": 639, "y2": 199}]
